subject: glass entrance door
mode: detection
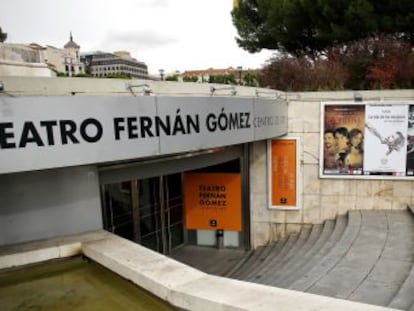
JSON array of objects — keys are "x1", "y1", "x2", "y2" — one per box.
[
  {"x1": 139, "y1": 174, "x2": 184, "y2": 253},
  {"x1": 101, "y1": 173, "x2": 184, "y2": 255}
]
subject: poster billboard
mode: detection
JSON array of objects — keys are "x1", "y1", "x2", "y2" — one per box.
[
  {"x1": 406, "y1": 104, "x2": 414, "y2": 176},
  {"x1": 320, "y1": 101, "x2": 414, "y2": 179},
  {"x1": 268, "y1": 137, "x2": 300, "y2": 209},
  {"x1": 184, "y1": 172, "x2": 242, "y2": 231},
  {"x1": 364, "y1": 104, "x2": 408, "y2": 175},
  {"x1": 322, "y1": 104, "x2": 365, "y2": 175}
]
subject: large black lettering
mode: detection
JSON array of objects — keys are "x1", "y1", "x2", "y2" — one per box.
[
  {"x1": 155, "y1": 116, "x2": 171, "y2": 136},
  {"x1": 19, "y1": 121, "x2": 44, "y2": 148},
  {"x1": 140, "y1": 116, "x2": 154, "y2": 138},
  {"x1": 40, "y1": 120, "x2": 58, "y2": 145},
  {"x1": 186, "y1": 115, "x2": 200, "y2": 134},
  {"x1": 206, "y1": 113, "x2": 217, "y2": 132},
  {"x1": 0, "y1": 122, "x2": 16, "y2": 149},
  {"x1": 114, "y1": 117, "x2": 125, "y2": 140},
  {"x1": 60, "y1": 120, "x2": 79, "y2": 144},
  {"x1": 127, "y1": 117, "x2": 138, "y2": 139},
  {"x1": 80, "y1": 118, "x2": 103, "y2": 143}
]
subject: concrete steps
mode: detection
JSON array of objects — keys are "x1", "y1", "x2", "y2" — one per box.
[{"x1": 230, "y1": 209, "x2": 414, "y2": 309}]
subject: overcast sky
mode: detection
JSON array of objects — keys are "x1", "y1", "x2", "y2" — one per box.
[{"x1": 1, "y1": 0, "x2": 274, "y2": 75}]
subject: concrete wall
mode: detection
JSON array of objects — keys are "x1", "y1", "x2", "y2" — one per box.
[
  {"x1": 0, "y1": 166, "x2": 102, "y2": 246},
  {"x1": 250, "y1": 89, "x2": 414, "y2": 248},
  {"x1": 0, "y1": 60, "x2": 53, "y2": 77}
]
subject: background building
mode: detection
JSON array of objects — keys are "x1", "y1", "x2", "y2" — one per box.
[
  {"x1": 0, "y1": 42, "x2": 52, "y2": 76},
  {"x1": 81, "y1": 51, "x2": 149, "y2": 79},
  {"x1": 0, "y1": 33, "x2": 151, "y2": 79}
]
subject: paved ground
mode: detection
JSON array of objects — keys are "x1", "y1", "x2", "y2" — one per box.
[{"x1": 171, "y1": 209, "x2": 414, "y2": 310}]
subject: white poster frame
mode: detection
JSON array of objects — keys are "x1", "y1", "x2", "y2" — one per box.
[{"x1": 319, "y1": 101, "x2": 414, "y2": 180}]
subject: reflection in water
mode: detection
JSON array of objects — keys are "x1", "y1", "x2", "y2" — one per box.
[{"x1": 0, "y1": 257, "x2": 175, "y2": 311}]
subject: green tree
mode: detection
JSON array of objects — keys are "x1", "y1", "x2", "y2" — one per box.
[
  {"x1": 0, "y1": 27, "x2": 7, "y2": 42},
  {"x1": 232, "y1": 0, "x2": 414, "y2": 58},
  {"x1": 166, "y1": 74, "x2": 179, "y2": 81},
  {"x1": 183, "y1": 75, "x2": 199, "y2": 82},
  {"x1": 242, "y1": 71, "x2": 261, "y2": 86},
  {"x1": 209, "y1": 74, "x2": 236, "y2": 84}
]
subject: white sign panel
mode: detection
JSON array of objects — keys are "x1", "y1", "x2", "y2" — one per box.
[
  {"x1": 0, "y1": 96, "x2": 287, "y2": 174},
  {"x1": 364, "y1": 104, "x2": 408, "y2": 175},
  {"x1": 157, "y1": 97, "x2": 254, "y2": 154},
  {"x1": 253, "y1": 98, "x2": 288, "y2": 141}
]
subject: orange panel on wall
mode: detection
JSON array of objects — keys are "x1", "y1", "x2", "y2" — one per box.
[
  {"x1": 184, "y1": 172, "x2": 242, "y2": 231},
  {"x1": 271, "y1": 138, "x2": 298, "y2": 208}
]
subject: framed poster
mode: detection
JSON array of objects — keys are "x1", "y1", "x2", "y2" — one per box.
[
  {"x1": 320, "y1": 101, "x2": 414, "y2": 179},
  {"x1": 363, "y1": 104, "x2": 408, "y2": 176},
  {"x1": 268, "y1": 137, "x2": 300, "y2": 210}
]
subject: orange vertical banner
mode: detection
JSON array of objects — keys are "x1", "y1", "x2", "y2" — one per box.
[
  {"x1": 184, "y1": 172, "x2": 242, "y2": 231},
  {"x1": 270, "y1": 138, "x2": 299, "y2": 209}
]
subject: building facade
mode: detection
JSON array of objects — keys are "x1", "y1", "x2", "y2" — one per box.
[
  {"x1": 1, "y1": 77, "x2": 414, "y2": 251},
  {"x1": 0, "y1": 33, "x2": 85, "y2": 77},
  {"x1": 81, "y1": 51, "x2": 148, "y2": 79}
]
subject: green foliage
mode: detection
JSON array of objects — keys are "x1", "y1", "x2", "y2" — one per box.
[
  {"x1": 165, "y1": 75, "x2": 179, "y2": 81},
  {"x1": 0, "y1": 27, "x2": 7, "y2": 42},
  {"x1": 73, "y1": 73, "x2": 94, "y2": 78},
  {"x1": 232, "y1": 0, "x2": 414, "y2": 57},
  {"x1": 262, "y1": 35, "x2": 414, "y2": 91},
  {"x1": 242, "y1": 72, "x2": 261, "y2": 86},
  {"x1": 104, "y1": 73, "x2": 132, "y2": 79},
  {"x1": 183, "y1": 76, "x2": 199, "y2": 82},
  {"x1": 209, "y1": 74, "x2": 236, "y2": 84}
]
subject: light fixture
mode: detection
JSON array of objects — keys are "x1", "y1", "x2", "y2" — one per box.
[
  {"x1": 255, "y1": 89, "x2": 284, "y2": 99},
  {"x1": 126, "y1": 83, "x2": 152, "y2": 96},
  {"x1": 210, "y1": 85, "x2": 237, "y2": 96},
  {"x1": 0, "y1": 81, "x2": 4, "y2": 92},
  {"x1": 353, "y1": 91, "x2": 363, "y2": 102}
]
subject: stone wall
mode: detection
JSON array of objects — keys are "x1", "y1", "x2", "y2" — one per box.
[{"x1": 250, "y1": 89, "x2": 414, "y2": 248}]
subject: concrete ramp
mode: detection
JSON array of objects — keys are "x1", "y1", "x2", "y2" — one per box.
[{"x1": 231, "y1": 209, "x2": 414, "y2": 310}]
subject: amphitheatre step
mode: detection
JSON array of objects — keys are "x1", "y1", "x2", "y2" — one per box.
[
  {"x1": 245, "y1": 231, "x2": 300, "y2": 283},
  {"x1": 289, "y1": 210, "x2": 362, "y2": 292},
  {"x1": 272, "y1": 216, "x2": 340, "y2": 288},
  {"x1": 230, "y1": 242, "x2": 274, "y2": 279},
  {"x1": 228, "y1": 209, "x2": 414, "y2": 309},
  {"x1": 258, "y1": 226, "x2": 313, "y2": 285},
  {"x1": 387, "y1": 210, "x2": 414, "y2": 310},
  {"x1": 268, "y1": 223, "x2": 324, "y2": 282},
  {"x1": 235, "y1": 240, "x2": 283, "y2": 280},
  {"x1": 348, "y1": 210, "x2": 414, "y2": 307},
  {"x1": 388, "y1": 266, "x2": 414, "y2": 310},
  {"x1": 306, "y1": 210, "x2": 388, "y2": 299}
]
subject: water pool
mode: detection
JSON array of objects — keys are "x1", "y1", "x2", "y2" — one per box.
[{"x1": 0, "y1": 257, "x2": 176, "y2": 311}]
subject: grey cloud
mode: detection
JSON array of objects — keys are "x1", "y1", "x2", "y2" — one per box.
[{"x1": 103, "y1": 30, "x2": 178, "y2": 49}]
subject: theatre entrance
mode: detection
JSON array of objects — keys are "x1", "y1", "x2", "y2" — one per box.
[
  {"x1": 99, "y1": 146, "x2": 250, "y2": 254},
  {"x1": 101, "y1": 173, "x2": 184, "y2": 254}
]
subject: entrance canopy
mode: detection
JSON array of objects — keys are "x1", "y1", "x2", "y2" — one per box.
[{"x1": 0, "y1": 96, "x2": 287, "y2": 174}]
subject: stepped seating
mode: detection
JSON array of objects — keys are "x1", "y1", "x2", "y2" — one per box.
[{"x1": 230, "y1": 209, "x2": 414, "y2": 309}]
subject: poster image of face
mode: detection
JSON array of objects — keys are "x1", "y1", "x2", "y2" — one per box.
[
  {"x1": 406, "y1": 105, "x2": 414, "y2": 175},
  {"x1": 363, "y1": 104, "x2": 408, "y2": 175},
  {"x1": 323, "y1": 104, "x2": 365, "y2": 175}
]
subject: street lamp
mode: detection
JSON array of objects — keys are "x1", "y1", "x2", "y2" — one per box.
[
  {"x1": 237, "y1": 65, "x2": 243, "y2": 85},
  {"x1": 159, "y1": 69, "x2": 165, "y2": 81}
]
